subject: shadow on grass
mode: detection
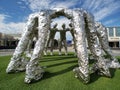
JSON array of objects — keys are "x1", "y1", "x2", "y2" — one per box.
[
  {"x1": 41, "y1": 58, "x2": 116, "y2": 84},
  {"x1": 43, "y1": 64, "x2": 78, "y2": 80},
  {"x1": 40, "y1": 55, "x2": 76, "y2": 62},
  {"x1": 5, "y1": 55, "x2": 118, "y2": 84},
  {"x1": 30, "y1": 64, "x2": 78, "y2": 84},
  {"x1": 28, "y1": 68, "x2": 117, "y2": 84},
  {"x1": 109, "y1": 68, "x2": 116, "y2": 78},
  {"x1": 39, "y1": 57, "x2": 117, "y2": 84},
  {"x1": 117, "y1": 58, "x2": 120, "y2": 62},
  {"x1": 90, "y1": 73, "x2": 100, "y2": 83},
  {"x1": 46, "y1": 60, "x2": 77, "y2": 68},
  {"x1": 90, "y1": 68, "x2": 116, "y2": 84}
]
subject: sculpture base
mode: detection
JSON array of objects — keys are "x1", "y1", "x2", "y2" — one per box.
[
  {"x1": 25, "y1": 65, "x2": 44, "y2": 83},
  {"x1": 6, "y1": 57, "x2": 28, "y2": 73},
  {"x1": 73, "y1": 67, "x2": 90, "y2": 84}
]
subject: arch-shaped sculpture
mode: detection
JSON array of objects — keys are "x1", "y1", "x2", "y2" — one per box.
[{"x1": 6, "y1": 8, "x2": 120, "y2": 84}]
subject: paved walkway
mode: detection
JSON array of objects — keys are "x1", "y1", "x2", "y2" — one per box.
[
  {"x1": 0, "y1": 48, "x2": 120, "y2": 56},
  {"x1": 0, "y1": 49, "x2": 15, "y2": 56},
  {"x1": 112, "y1": 50, "x2": 120, "y2": 56}
]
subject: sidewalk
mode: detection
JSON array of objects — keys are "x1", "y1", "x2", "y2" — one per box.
[
  {"x1": 0, "y1": 49, "x2": 15, "y2": 56},
  {"x1": 0, "y1": 47, "x2": 120, "y2": 56}
]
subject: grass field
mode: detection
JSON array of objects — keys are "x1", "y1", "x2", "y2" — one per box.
[{"x1": 0, "y1": 53, "x2": 120, "y2": 90}]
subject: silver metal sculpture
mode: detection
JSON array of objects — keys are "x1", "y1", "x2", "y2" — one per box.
[
  {"x1": 44, "y1": 23, "x2": 58, "y2": 55},
  {"x1": 58, "y1": 24, "x2": 68, "y2": 55},
  {"x1": 69, "y1": 23, "x2": 77, "y2": 55},
  {"x1": 95, "y1": 22, "x2": 120, "y2": 69},
  {"x1": 44, "y1": 23, "x2": 68, "y2": 56},
  {"x1": 6, "y1": 8, "x2": 120, "y2": 84}
]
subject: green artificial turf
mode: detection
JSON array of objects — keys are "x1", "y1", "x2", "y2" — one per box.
[{"x1": 0, "y1": 53, "x2": 120, "y2": 90}]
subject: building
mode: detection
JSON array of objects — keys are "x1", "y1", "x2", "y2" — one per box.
[
  {"x1": 1, "y1": 26, "x2": 120, "y2": 49},
  {"x1": 0, "y1": 33, "x2": 20, "y2": 49},
  {"x1": 107, "y1": 27, "x2": 120, "y2": 48}
]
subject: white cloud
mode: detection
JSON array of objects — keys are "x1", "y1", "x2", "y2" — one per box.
[
  {"x1": 79, "y1": 0, "x2": 120, "y2": 21},
  {"x1": 50, "y1": 0, "x2": 79, "y2": 9},
  {"x1": 23, "y1": 0, "x2": 79, "y2": 11},
  {"x1": 22, "y1": 0, "x2": 120, "y2": 22},
  {"x1": 104, "y1": 18, "x2": 120, "y2": 26},
  {"x1": 17, "y1": 1, "x2": 23, "y2": 4},
  {"x1": 94, "y1": 0, "x2": 120, "y2": 21},
  {"x1": 0, "y1": 14, "x2": 25, "y2": 34},
  {"x1": 0, "y1": 14, "x2": 9, "y2": 22},
  {"x1": 104, "y1": 19, "x2": 115, "y2": 25}
]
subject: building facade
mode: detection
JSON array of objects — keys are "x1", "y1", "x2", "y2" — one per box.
[
  {"x1": 0, "y1": 33, "x2": 20, "y2": 49},
  {"x1": 1, "y1": 27, "x2": 120, "y2": 49},
  {"x1": 107, "y1": 27, "x2": 120, "y2": 48}
]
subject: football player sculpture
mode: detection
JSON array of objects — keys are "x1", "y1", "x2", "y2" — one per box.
[
  {"x1": 44, "y1": 23, "x2": 70, "y2": 56},
  {"x1": 44, "y1": 23, "x2": 58, "y2": 56},
  {"x1": 6, "y1": 8, "x2": 120, "y2": 84},
  {"x1": 58, "y1": 23, "x2": 68, "y2": 55}
]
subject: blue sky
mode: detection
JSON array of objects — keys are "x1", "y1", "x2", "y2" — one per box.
[{"x1": 0, "y1": 0, "x2": 120, "y2": 38}]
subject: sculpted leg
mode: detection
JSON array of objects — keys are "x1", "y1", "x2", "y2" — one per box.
[
  {"x1": 44, "y1": 39, "x2": 50, "y2": 55},
  {"x1": 50, "y1": 38, "x2": 54, "y2": 55},
  {"x1": 44, "y1": 31, "x2": 50, "y2": 56},
  {"x1": 69, "y1": 23, "x2": 77, "y2": 56},
  {"x1": 73, "y1": 10, "x2": 90, "y2": 84},
  {"x1": 58, "y1": 40, "x2": 62, "y2": 55},
  {"x1": 6, "y1": 14, "x2": 38, "y2": 73},
  {"x1": 63, "y1": 40, "x2": 68, "y2": 55},
  {"x1": 25, "y1": 29, "x2": 38, "y2": 58},
  {"x1": 25, "y1": 12, "x2": 50, "y2": 83},
  {"x1": 70, "y1": 30, "x2": 77, "y2": 56},
  {"x1": 84, "y1": 13, "x2": 111, "y2": 77},
  {"x1": 25, "y1": 39, "x2": 33, "y2": 58},
  {"x1": 25, "y1": 38, "x2": 45, "y2": 83},
  {"x1": 96, "y1": 22, "x2": 120, "y2": 68}
]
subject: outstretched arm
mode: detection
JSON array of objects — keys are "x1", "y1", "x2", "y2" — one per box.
[
  {"x1": 52, "y1": 23, "x2": 59, "y2": 31},
  {"x1": 53, "y1": 23, "x2": 58, "y2": 28},
  {"x1": 62, "y1": 23, "x2": 66, "y2": 29},
  {"x1": 69, "y1": 23, "x2": 74, "y2": 30}
]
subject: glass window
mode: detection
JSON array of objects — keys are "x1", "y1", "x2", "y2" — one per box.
[
  {"x1": 109, "y1": 27, "x2": 114, "y2": 37},
  {"x1": 116, "y1": 27, "x2": 120, "y2": 36}
]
